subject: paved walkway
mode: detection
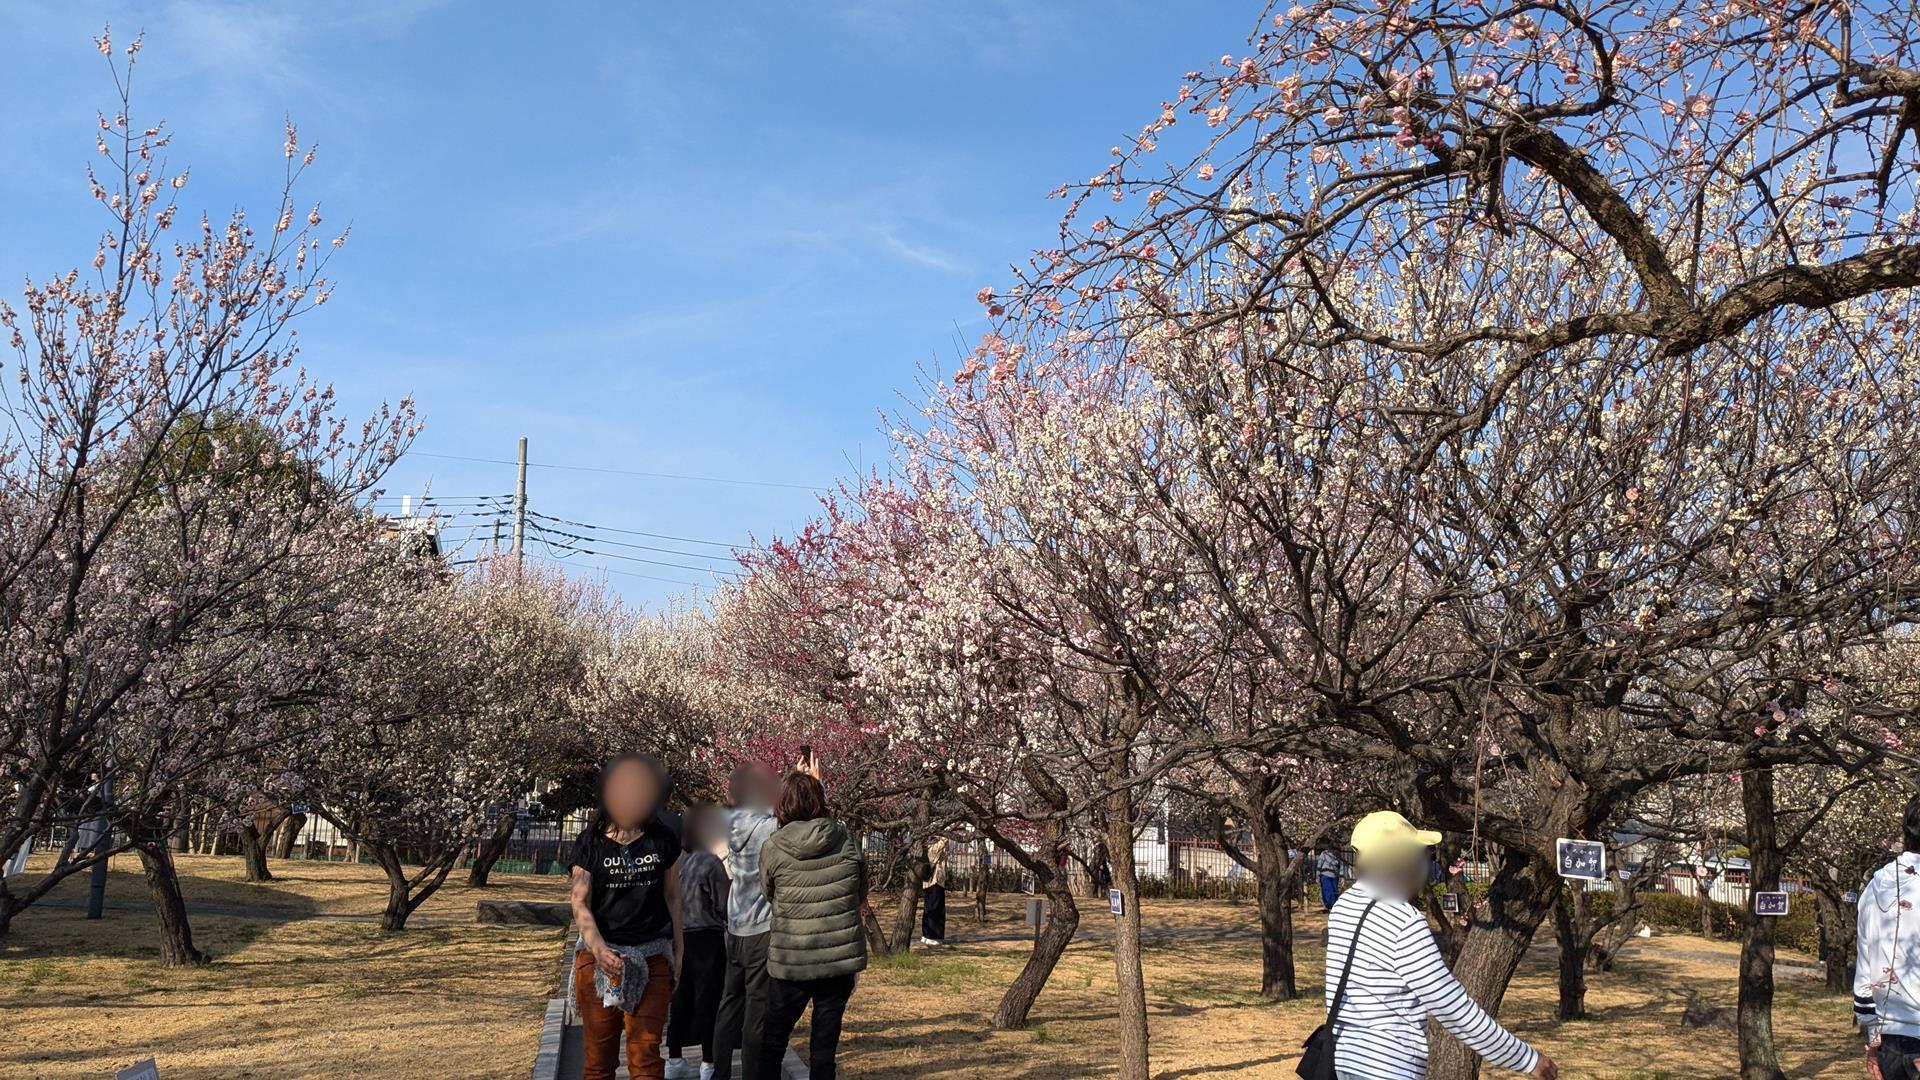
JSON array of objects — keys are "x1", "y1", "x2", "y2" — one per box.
[{"x1": 556, "y1": 1038, "x2": 807, "y2": 1080}]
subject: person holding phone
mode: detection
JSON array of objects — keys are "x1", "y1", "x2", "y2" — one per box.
[
  {"x1": 711, "y1": 758, "x2": 782, "y2": 1080},
  {"x1": 757, "y1": 758, "x2": 866, "y2": 1080},
  {"x1": 569, "y1": 753, "x2": 685, "y2": 1080}
]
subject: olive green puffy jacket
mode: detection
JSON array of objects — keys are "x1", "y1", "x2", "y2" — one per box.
[{"x1": 760, "y1": 816, "x2": 868, "y2": 981}]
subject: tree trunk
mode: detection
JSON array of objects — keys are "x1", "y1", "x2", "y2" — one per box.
[
  {"x1": 368, "y1": 842, "x2": 456, "y2": 932},
  {"x1": 1249, "y1": 810, "x2": 1300, "y2": 1000},
  {"x1": 1426, "y1": 846, "x2": 1556, "y2": 1080},
  {"x1": 1553, "y1": 885, "x2": 1590, "y2": 1021},
  {"x1": 884, "y1": 797, "x2": 933, "y2": 953},
  {"x1": 237, "y1": 823, "x2": 272, "y2": 883},
  {"x1": 136, "y1": 837, "x2": 207, "y2": 966},
  {"x1": 467, "y1": 811, "x2": 516, "y2": 887},
  {"x1": 1106, "y1": 780, "x2": 1150, "y2": 1080},
  {"x1": 272, "y1": 813, "x2": 306, "y2": 860},
  {"x1": 1738, "y1": 766, "x2": 1786, "y2": 1080},
  {"x1": 1812, "y1": 886, "x2": 1856, "y2": 993},
  {"x1": 992, "y1": 808, "x2": 1081, "y2": 1031}
]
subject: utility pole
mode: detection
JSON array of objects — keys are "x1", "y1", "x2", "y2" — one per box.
[{"x1": 511, "y1": 436, "x2": 528, "y2": 572}]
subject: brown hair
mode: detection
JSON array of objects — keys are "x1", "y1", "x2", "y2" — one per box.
[{"x1": 776, "y1": 772, "x2": 829, "y2": 826}]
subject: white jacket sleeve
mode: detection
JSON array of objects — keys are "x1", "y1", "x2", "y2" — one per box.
[{"x1": 1859, "y1": 884, "x2": 1885, "y2": 1028}]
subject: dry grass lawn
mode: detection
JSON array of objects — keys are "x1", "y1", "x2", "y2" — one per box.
[
  {"x1": 2, "y1": 854, "x2": 570, "y2": 1079},
  {"x1": 1, "y1": 856, "x2": 1864, "y2": 1078},
  {"x1": 838, "y1": 898, "x2": 1858, "y2": 1079}
]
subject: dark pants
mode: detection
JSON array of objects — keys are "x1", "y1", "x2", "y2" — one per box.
[
  {"x1": 757, "y1": 973, "x2": 855, "y2": 1080},
  {"x1": 1319, "y1": 873, "x2": 1339, "y2": 910},
  {"x1": 1879, "y1": 1033, "x2": 1920, "y2": 1080},
  {"x1": 667, "y1": 928, "x2": 727, "y2": 1060},
  {"x1": 922, "y1": 883, "x2": 946, "y2": 942},
  {"x1": 710, "y1": 930, "x2": 769, "y2": 1080}
]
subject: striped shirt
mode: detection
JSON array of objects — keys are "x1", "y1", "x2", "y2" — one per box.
[
  {"x1": 1855, "y1": 852, "x2": 1920, "y2": 1037},
  {"x1": 1325, "y1": 879, "x2": 1539, "y2": 1079}
]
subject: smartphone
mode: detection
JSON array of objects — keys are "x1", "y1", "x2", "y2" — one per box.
[{"x1": 796, "y1": 744, "x2": 814, "y2": 770}]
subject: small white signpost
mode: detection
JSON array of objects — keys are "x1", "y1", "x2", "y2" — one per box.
[
  {"x1": 116, "y1": 1060, "x2": 161, "y2": 1080},
  {"x1": 1439, "y1": 891, "x2": 1462, "y2": 915}
]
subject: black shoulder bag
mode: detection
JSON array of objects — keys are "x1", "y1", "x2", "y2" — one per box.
[{"x1": 1297, "y1": 898, "x2": 1378, "y2": 1080}]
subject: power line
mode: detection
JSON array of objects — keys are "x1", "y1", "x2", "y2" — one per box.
[
  {"x1": 527, "y1": 532, "x2": 706, "y2": 589},
  {"x1": 407, "y1": 450, "x2": 827, "y2": 492},
  {"x1": 528, "y1": 520, "x2": 742, "y2": 578},
  {"x1": 530, "y1": 522, "x2": 743, "y2": 564},
  {"x1": 526, "y1": 509, "x2": 762, "y2": 552}
]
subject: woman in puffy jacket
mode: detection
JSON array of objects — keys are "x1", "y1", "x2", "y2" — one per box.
[{"x1": 754, "y1": 765, "x2": 865, "y2": 1080}]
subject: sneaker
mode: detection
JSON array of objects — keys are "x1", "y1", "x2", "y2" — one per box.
[
  {"x1": 700, "y1": 1065, "x2": 715, "y2": 1080},
  {"x1": 665, "y1": 1060, "x2": 697, "y2": 1080}
]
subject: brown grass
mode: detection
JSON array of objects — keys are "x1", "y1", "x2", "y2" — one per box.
[
  {"x1": 840, "y1": 895, "x2": 1857, "y2": 1079},
  {"x1": 1, "y1": 857, "x2": 1862, "y2": 1078},
  {"x1": 2, "y1": 854, "x2": 569, "y2": 1079}
]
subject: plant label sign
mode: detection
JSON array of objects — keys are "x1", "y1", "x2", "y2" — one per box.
[
  {"x1": 116, "y1": 1061, "x2": 161, "y2": 1080},
  {"x1": 1439, "y1": 891, "x2": 1462, "y2": 914},
  {"x1": 1754, "y1": 891, "x2": 1790, "y2": 917},
  {"x1": 1109, "y1": 888, "x2": 1125, "y2": 916},
  {"x1": 1020, "y1": 873, "x2": 1035, "y2": 896},
  {"x1": 1555, "y1": 838, "x2": 1606, "y2": 882}
]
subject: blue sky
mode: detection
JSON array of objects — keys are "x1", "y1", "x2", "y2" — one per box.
[{"x1": 0, "y1": 1, "x2": 1252, "y2": 606}]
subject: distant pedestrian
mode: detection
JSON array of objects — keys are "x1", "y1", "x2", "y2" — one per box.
[
  {"x1": 920, "y1": 836, "x2": 949, "y2": 947},
  {"x1": 1317, "y1": 811, "x2": 1554, "y2": 1080},
  {"x1": 568, "y1": 753, "x2": 684, "y2": 1080},
  {"x1": 667, "y1": 804, "x2": 731, "y2": 1080},
  {"x1": 1855, "y1": 792, "x2": 1920, "y2": 1078},
  {"x1": 1316, "y1": 847, "x2": 1345, "y2": 912},
  {"x1": 756, "y1": 763, "x2": 866, "y2": 1080},
  {"x1": 710, "y1": 761, "x2": 781, "y2": 1080}
]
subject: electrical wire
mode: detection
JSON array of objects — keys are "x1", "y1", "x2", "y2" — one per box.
[
  {"x1": 527, "y1": 520, "x2": 741, "y2": 578},
  {"x1": 526, "y1": 510, "x2": 761, "y2": 552}
]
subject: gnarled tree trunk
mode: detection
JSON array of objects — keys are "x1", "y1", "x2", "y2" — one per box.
[
  {"x1": 989, "y1": 757, "x2": 1082, "y2": 1030},
  {"x1": 1552, "y1": 884, "x2": 1593, "y2": 1020},
  {"x1": 1737, "y1": 765, "x2": 1786, "y2": 1080},
  {"x1": 467, "y1": 811, "x2": 516, "y2": 887},
  {"x1": 271, "y1": 812, "x2": 306, "y2": 860},
  {"x1": 1426, "y1": 846, "x2": 1556, "y2": 1080},
  {"x1": 1247, "y1": 805, "x2": 1301, "y2": 1000},
  {"x1": 137, "y1": 835, "x2": 206, "y2": 966},
  {"x1": 236, "y1": 822, "x2": 272, "y2": 883},
  {"x1": 1106, "y1": 777, "x2": 1149, "y2": 1080}
]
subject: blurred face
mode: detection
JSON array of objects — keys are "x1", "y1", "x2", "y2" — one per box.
[
  {"x1": 1358, "y1": 848, "x2": 1428, "y2": 900},
  {"x1": 603, "y1": 759, "x2": 662, "y2": 830},
  {"x1": 745, "y1": 765, "x2": 780, "y2": 810}
]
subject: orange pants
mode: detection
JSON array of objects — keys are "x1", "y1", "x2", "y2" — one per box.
[{"x1": 574, "y1": 949, "x2": 673, "y2": 1080}]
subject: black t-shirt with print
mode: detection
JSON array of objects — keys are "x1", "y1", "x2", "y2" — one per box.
[{"x1": 569, "y1": 817, "x2": 682, "y2": 946}]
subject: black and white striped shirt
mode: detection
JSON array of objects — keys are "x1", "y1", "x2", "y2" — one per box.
[{"x1": 1325, "y1": 879, "x2": 1539, "y2": 1079}]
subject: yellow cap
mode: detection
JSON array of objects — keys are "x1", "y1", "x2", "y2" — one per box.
[{"x1": 1350, "y1": 810, "x2": 1443, "y2": 863}]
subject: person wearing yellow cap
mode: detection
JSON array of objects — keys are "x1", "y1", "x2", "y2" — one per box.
[{"x1": 1314, "y1": 811, "x2": 1557, "y2": 1080}]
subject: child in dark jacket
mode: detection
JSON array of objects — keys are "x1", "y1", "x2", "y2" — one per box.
[{"x1": 666, "y1": 804, "x2": 731, "y2": 1080}]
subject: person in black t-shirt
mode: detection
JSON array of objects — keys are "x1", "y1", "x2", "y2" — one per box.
[{"x1": 569, "y1": 752, "x2": 684, "y2": 1080}]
